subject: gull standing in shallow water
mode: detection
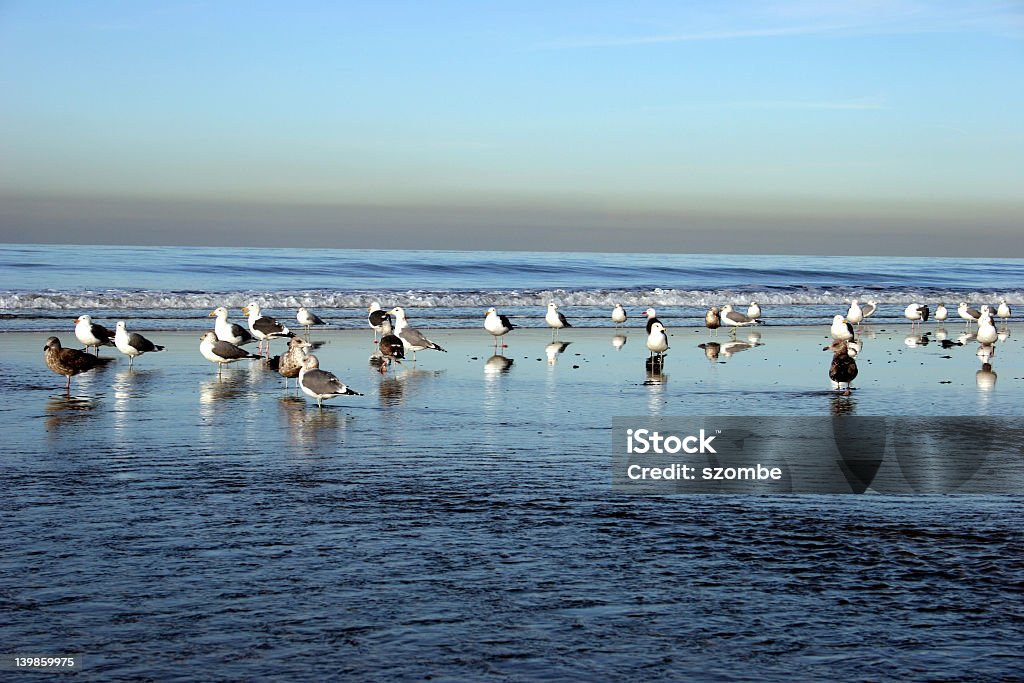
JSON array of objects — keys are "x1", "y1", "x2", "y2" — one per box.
[
  {"x1": 199, "y1": 331, "x2": 260, "y2": 375},
  {"x1": 996, "y1": 299, "x2": 1011, "y2": 323},
  {"x1": 296, "y1": 306, "x2": 327, "y2": 335},
  {"x1": 720, "y1": 305, "x2": 758, "y2": 334},
  {"x1": 646, "y1": 321, "x2": 669, "y2": 359},
  {"x1": 958, "y1": 302, "x2": 981, "y2": 326},
  {"x1": 904, "y1": 304, "x2": 929, "y2": 329},
  {"x1": 825, "y1": 340, "x2": 858, "y2": 396},
  {"x1": 860, "y1": 300, "x2": 878, "y2": 322},
  {"x1": 705, "y1": 306, "x2": 721, "y2": 335},
  {"x1": 485, "y1": 307, "x2": 515, "y2": 347},
  {"x1": 298, "y1": 355, "x2": 361, "y2": 407},
  {"x1": 114, "y1": 321, "x2": 165, "y2": 367},
  {"x1": 388, "y1": 307, "x2": 447, "y2": 361},
  {"x1": 210, "y1": 307, "x2": 256, "y2": 346},
  {"x1": 611, "y1": 304, "x2": 627, "y2": 326},
  {"x1": 830, "y1": 315, "x2": 855, "y2": 341},
  {"x1": 367, "y1": 302, "x2": 390, "y2": 342},
  {"x1": 277, "y1": 337, "x2": 313, "y2": 388},
  {"x1": 935, "y1": 303, "x2": 948, "y2": 322},
  {"x1": 846, "y1": 300, "x2": 863, "y2": 326},
  {"x1": 74, "y1": 315, "x2": 115, "y2": 354},
  {"x1": 44, "y1": 336, "x2": 114, "y2": 394},
  {"x1": 545, "y1": 302, "x2": 572, "y2": 337},
  {"x1": 373, "y1": 317, "x2": 405, "y2": 373},
  {"x1": 243, "y1": 303, "x2": 294, "y2": 356},
  {"x1": 746, "y1": 302, "x2": 762, "y2": 320}
]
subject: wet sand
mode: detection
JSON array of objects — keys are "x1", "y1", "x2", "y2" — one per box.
[{"x1": 2, "y1": 325, "x2": 1022, "y2": 679}]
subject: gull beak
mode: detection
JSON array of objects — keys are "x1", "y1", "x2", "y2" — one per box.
[
  {"x1": 208, "y1": 311, "x2": 217, "y2": 316},
  {"x1": 242, "y1": 307, "x2": 249, "y2": 314}
]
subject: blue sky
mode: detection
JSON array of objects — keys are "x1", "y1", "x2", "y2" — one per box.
[{"x1": 1, "y1": 1, "x2": 1022, "y2": 253}]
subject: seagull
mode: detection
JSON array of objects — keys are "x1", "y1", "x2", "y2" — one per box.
[
  {"x1": 825, "y1": 340, "x2": 858, "y2": 396},
  {"x1": 958, "y1": 302, "x2": 981, "y2": 326},
  {"x1": 746, "y1": 302, "x2": 762, "y2": 320},
  {"x1": 721, "y1": 305, "x2": 758, "y2": 333},
  {"x1": 367, "y1": 302, "x2": 390, "y2": 342},
  {"x1": 847, "y1": 300, "x2": 863, "y2": 326},
  {"x1": 44, "y1": 336, "x2": 114, "y2": 394},
  {"x1": 210, "y1": 307, "x2": 256, "y2": 346},
  {"x1": 830, "y1": 315, "x2": 855, "y2": 341},
  {"x1": 74, "y1": 315, "x2": 115, "y2": 354},
  {"x1": 545, "y1": 302, "x2": 572, "y2": 336},
  {"x1": 484, "y1": 307, "x2": 515, "y2": 346},
  {"x1": 860, "y1": 300, "x2": 878, "y2": 321},
  {"x1": 388, "y1": 307, "x2": 447, "y2": 361},
  {"x1": 977, "y1": 315, "x2": 998, "y2": 346},
  {"x1": 996, "y1": 299, "x2": 1011, "y2": 322},
  {"x1": 646, "y1": 321, "x2": 669, "y2": 358},
  {"x1": 243, "y1": 303, "x2": 294, "y2": 356},
  {"x1": 199, "y1": 331, "x2": 260, "y2": 374},
  {"x1": 904, "y1": 303, "x2": 929, "y2": 328},
  {"x1": 934, "y1": 303, "x2": 948, "y2": 322},
  {"x1": 705, "y1": 306, "x2": 721, "y2": 335},
  {"x1": 641, "y1": 307, "x2": 661, "y2": 334},
  {"x1": 611, "y1": 304, "x2": 627, "y2": 326},
  {"x1": 373, "y1": 316, "x2": 405, "y2": 373},
  {"x1": 296, "y1": 306, "x2": 327, "y2": 335},
  {"x1": 114, "y1": 321, "x2": 165, "y2": 367},
  {"x1": 277, "y1": 337, "x2": 313, "y2": 388},
  {"x1": 298, "y1": 355, "x2": 361, "y2": 408}
]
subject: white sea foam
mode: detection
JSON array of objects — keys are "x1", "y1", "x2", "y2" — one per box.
[{"x1": 1, "y1": 289, "x2": 1021, "y2": 310}]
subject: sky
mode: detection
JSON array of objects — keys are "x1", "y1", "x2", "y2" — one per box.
[{"x1": 1, "y1": 1, "x2": 1022, "y2": 255}]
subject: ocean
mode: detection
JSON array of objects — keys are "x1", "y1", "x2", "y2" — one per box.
[
  {"x1": 2, "y1": 243, "x2": 1022, "y2": 331},
  {"x1": 2, "y1": 243, "x2": 1022, "y2": 680}
]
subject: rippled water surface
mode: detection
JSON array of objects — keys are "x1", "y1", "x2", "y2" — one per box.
[{"x1": 2, "y1": 325, "x2": 1022, "y2": 680}]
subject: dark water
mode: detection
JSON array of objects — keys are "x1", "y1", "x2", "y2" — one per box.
[{"x1": 2, "y1": 325, "x2": 1022, "y2": 680}]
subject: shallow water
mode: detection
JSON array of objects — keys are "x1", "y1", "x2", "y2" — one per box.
[{"x1": 2, "y1": 327, "x2": 1022, "y2": 680}]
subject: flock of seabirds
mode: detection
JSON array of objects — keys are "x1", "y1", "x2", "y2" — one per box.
[{"x1": 42, "y1": 297, "x2": 1014, "y2": 404}]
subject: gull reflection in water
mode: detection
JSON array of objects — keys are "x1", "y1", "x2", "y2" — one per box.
[
  {"x1": 279, "y1": 395, "x2": 348, "y2": 451},
  {"x1": 976, "y1": 362, "x2": 997, "y2": 391},
  {"x1": 611, "y1": 334, "x2": 627, "y2": 351},
  {"x1": 112, "y1": 367, "x2": 160, "y2": 444},
  {"x1": 720, "y1": 340, "x2": 763, "y2": 358},
  {"x1": 698, "y1": 341, "x2": 721, "y2": 362},
  {"x1": 643, "y1": 359, "x2": 667, "y2": 417},
  {"x1": 484, "y1": 354, "x2": 514, "y2": 376},
  {"x1": 45, "y1": 395, "x2": 99, "y2": 433},
  {"x1": 545, "y1": 341, "x2": 572, "y2": 366},
  {"x1": 378, "y1": 367, "x2": 445, "y2": 408}
]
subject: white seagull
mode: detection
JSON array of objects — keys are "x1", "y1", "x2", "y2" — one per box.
[
  {"x1": 846, "y1": 300, "x2": 863, "y2": 326},
  {"x1": 977, "y1": 316, "x2": 998, "y2": 346},
  {"x1": 860, "y1": 300, "x2": 878, "y2": 321},
  {"x1": 367, "y1": 302, "x2": 390, "y2": 342},
  {"x1": 934, "y1": 303, "x2": 948, "y2": 322},
  {"x1": 114, "y1": 321, "x2": 165, "y2": 367},
  {"x1": 298, "y1": 355, "x2": 361, "y2": 408},
  {"x1": 830, "y1": 315, "x2": 855, "y2": 341},
  {"x1": 721, "y1": 305, "x2": 758, "y2": 333},
  {"x1": 388, "y1": 307, "x2": 447, "y2": 361},
  {"x1": 243, "y1": 303, "x2": 294, "y2": 356},
  {"x1": 545, "y1": 302, "x2": 572, "y2": 336},
  {"x1": 611, "y1": 304, "x2": 627, "y2": 326},
  {"x1": 296, "y1": 306, "x2": 327, "y2": 334},
  {"x1": 210, "y1": 307, "x2": 256, "y2": 346},
  {"x1": 996, "y1": 299, "x2": 1011, "y2": 322},
  {"x1": 746, "y1": 302, "x2": 762, "y2": 320},
  {"x1": 199, "y1": 331, "x2": 260, "y2": 374},
  {"x1": 904, "y1": 303, "x2": 929, "y2": 328},
  {"x1": 484, "y1": 307, "x2": 515, "y2": 346},
  {"x1": 958, "y1": 302, "x2": 981, "y2": 326},
  {"x1": 646, "y1": 321, "x2": 669, "y2": 358},
  {"x1": 74, "y1": 315, "x2": 115, "y2": 354},
  {"x1": 641, "y1": 307, "x2": 661, "y2": 334}
]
